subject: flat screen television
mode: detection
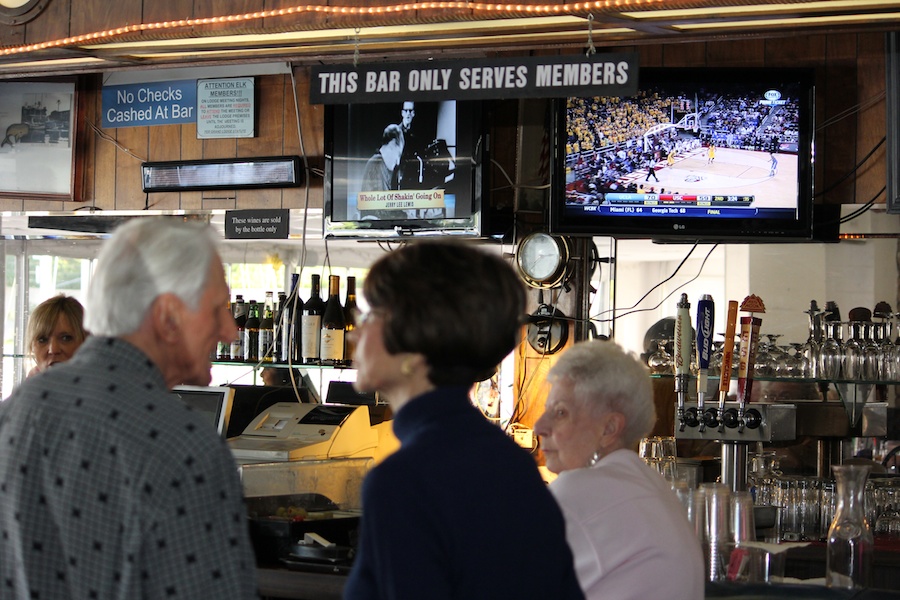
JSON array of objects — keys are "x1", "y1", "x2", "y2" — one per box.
[
  {"x1": 324, "y1": 99, "x2": 486, "y2": 239},
  {"x1": 550, "y1": 67, "x2": 815, "y2": 242}
]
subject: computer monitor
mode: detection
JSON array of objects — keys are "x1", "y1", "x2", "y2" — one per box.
[{"x1": 170, "y1": 385, "x2": 236, "y2": 439}]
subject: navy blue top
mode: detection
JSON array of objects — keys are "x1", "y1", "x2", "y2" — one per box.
[{"x1": 343, "y1": 386, "x2": 584, "y2": 600}]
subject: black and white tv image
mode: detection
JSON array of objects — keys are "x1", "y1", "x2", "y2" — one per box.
[
  {"x1": 324, "y1": 100, "x2": 485, "y2": 239},
  {"x1": 551, "y1": 68, "x2": 815, "y2": 241}
]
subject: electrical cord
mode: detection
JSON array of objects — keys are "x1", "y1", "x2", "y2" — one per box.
[
  {"x1": 814, "y1": 136, "x2": 885, "y2": 199},
  {"x1": 840, "y1": 187, "x2": 885, "y2": 224},
  {"x1": 816, "y1": 90, "x2": 885, "y2": 131},
  {"x1": 595, "y1": 243, "x2": 719, "y2": 324},
  {"x1": 591, "y1": 241, "x2": 699, "y2": 321}
]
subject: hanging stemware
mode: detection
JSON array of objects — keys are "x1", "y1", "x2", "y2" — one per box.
[
  {"x1": 647, "y1": 338, "x2": 674, "y2": 375},
  {"x1": 801, "y1": 300, "x2": 821, "y2": 380},
  {"x1": 819, "y1": 318, "x2": 843, "y2": 381},
  {"x1": 842, "y1": 308, "x2": 869, "y2": 381}
]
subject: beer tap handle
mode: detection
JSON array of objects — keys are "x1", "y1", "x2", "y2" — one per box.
[
  {"x1": 695, "y1": 295, "x2": 714, "y2": 433},
  {"x1": 675, "y1": 293, "x2": 692, "y2": 431},
  {"x1": 736, "y1": 313, "x2": 762, "y2": 433},
  {"x1": 717, "y1": 301, "x2": 739, "y2": 433}
]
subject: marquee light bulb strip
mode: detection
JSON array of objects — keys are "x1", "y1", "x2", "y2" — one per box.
[{"x1": 0, "y1": 0, "x2": 666, "y2": 57}]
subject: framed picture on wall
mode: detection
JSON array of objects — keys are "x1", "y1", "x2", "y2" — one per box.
[{"x1": 0, "y1": 78, "x2": 79, "y2": 200}]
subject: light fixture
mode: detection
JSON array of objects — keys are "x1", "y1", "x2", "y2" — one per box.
[
  {"x1": 0, "y1": 1, "x2": 897, "y2": 75},
  {"x1": 141, "y1": 156, "x2": 302, "y2": 193}
]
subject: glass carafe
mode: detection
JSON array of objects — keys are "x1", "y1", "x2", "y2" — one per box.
[{"x1": 826, "y1": 464, "x2": 874, "y2": 589}]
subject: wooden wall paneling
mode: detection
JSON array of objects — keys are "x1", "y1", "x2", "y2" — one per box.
[
  {"x1": 327, "y1": 0, "x2": 382, "y2": 28},
  {"x1": 141, "y1": 0, "x2": 186, "y2": 24},
  {"x1": 264, "y1": 0, "x2": 329, "y2": 31},
  {"x1": 111, "y1": 125, "x2": 149, "y2": 210},
  {"x1": 176, "y1": 123, "x2": 204, "y2": 210},
  {"x1": 20, "y1": 0, "x2": 69, "y2": 45},
  {"x1": 89, "y1": 89, "x2": 117, "y2": 209},
  {"x1": 293, "y1": 68, "x2": 324, "y2": 210},
  {"x1": 0, "y1": 19, "x2": 24, "y2": 47},
  {"x1": 145, "y1": 123, "x2": 184, "y2": 211},
  {"x1": 636, "y1": 45, "x2": 663, "y2": 68},
  {"x1": 239, "y1": 75, "x2": 284, "y2": 157},
  {"x1": 69, "y1": 75, "x2": 91, "y2": 204},
  {"x1": 199, "y1": 121, "x2": 239, "y2": 210},
  {"x1": 763, "y1": 33, "x2": 827, "y2": 67},
  {"x1": 855, "y1": 33, "x2": 887, "y2": 207},
  {"x1": 820, "y1": 34, "x2": 862, "y2": 205},
  {"x1": 74, "y1": 76, "x2": 100, "y2": 206},
  {"x1": 280, "y1": 74, "x2": 304, "y2": 210},
  {"x1": 202, "y1": 133, "x2": 238, "y2": 160},
  {"x1": 490, "y1": 98, "x2": 520, "y2": 215},
  {"x1": 706, "y1": 38, "x2": 765, "y2": 66},
  {"x1": 68, "y1": 0, "x2": 139, "y2": 38},
  {"x1": 193, "y1": 0, "x2": 264, "y2": 34},
  {"x1": 235, "y1": 75, "x2": 285, "y2": 209},
  {"x1": 0, "y1": 197, "x2": 22, "y2": 212},
  {"x1": 661, "y1": 42, "x2": 707, "y2": 67}
]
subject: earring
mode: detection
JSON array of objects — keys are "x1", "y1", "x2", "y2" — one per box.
[
  {"x1": 587, "y1": 451, "x2": 602, "y2": 467},
  {"x1": 400, "y1": 357, "x2": 414, "y2": 376}
]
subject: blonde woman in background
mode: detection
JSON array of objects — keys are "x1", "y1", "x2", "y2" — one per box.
[{"x1": 26, "y1": 294, "x2": 88, "y2": 376}]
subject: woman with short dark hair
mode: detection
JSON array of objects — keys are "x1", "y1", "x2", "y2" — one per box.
[{"x1": 344, "y1": 240, "x2": 583, "y2": 600}]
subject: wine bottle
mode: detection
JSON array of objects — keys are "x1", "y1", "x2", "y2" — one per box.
[
  {"x1": 243, "y1": 300, "x2": 261, "y2": 362},
  {"x1": 230, "y1": 294, "x2": 247, "y2": 361},
  {"x1": 282, "y1": 273, "x2": 301, "y2": 363},
  {"x1": 301, "y1": 274, "x2": 325, "y2": 365},
  {"x1": 259, "y1": 291, "x2": 275, "y2": 362},
  {"x1": 343, "y1": 276, "x2": 358, "y2": 367},
  {"x1": 217, "y1": 298, "x2": 231, "y2": 360},
  {"x1": 320, "y1": 275, "x2": 346, "y2": 366},
  {"x1": 274, "y1": 290, "x2": 286, "y2": 361}
]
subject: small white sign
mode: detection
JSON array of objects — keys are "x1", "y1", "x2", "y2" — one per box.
[{"x1": 196, "y1": 77, "x2": 255, "y2": 139}]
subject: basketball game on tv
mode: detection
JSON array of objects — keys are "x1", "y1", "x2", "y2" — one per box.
[{"x1": 553, "y1": 68, "x2": 815, "y2": 241}]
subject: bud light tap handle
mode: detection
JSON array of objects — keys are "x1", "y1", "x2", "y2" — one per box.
[{"x1": 695, "y1": 295, "x2": 714, "y2": 432}]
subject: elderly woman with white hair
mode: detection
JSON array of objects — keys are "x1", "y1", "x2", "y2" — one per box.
[{"x1": 534, "y1": 339, "x2": 705, "y2": 600}]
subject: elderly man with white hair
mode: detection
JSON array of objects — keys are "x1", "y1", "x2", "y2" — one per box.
[{"x1": 0, "y1": 218, "x2": 257, "y2": 599}]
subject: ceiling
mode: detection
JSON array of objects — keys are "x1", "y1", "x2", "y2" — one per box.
[{"x1": 1, "y1": 1, "x2": 900, "y2": 77}]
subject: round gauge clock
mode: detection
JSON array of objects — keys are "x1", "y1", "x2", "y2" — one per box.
[
  {"x1": 0, "y1": 0, "x2": 48, "y2": 24},
  {"x1": 515, "y1": 232, "x2": 571, "y2": 289}
]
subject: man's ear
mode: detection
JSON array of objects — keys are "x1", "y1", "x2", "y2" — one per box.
[{"x1": 152, "y1": 293, "x2": 183, "y2": 342}]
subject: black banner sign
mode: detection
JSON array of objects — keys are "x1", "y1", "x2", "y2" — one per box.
[
  {"x1": 310, "y1": 53, "x2": 638, "y2": 104},
  {"x1": 225, "y1": 209, "x2": 289, "y2": 239}
]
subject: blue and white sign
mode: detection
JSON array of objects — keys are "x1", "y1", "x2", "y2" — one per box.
[{"x1": 101, "y1": 80, "x2": 197, "y2": 128}]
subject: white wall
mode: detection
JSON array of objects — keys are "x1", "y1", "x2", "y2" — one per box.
[{"x1": 610, "y1": 208, "x2": 900, "y2": 359}]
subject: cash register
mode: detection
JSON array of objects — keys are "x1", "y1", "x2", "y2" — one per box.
[{"x1": 228, "y1": 402, "x2": 380, "y2": 464}]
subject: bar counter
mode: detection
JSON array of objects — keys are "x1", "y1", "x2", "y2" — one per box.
[
  {"x1": 255, "y1": 540, "x2": 900, "y2": 600},
  {"x1": 258, "y1": 566, "x2": 345, "y2": 600}
]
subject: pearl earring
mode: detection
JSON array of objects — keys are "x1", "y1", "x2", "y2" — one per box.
[
  {"x1": 400, "y1": 358, "x2": 414, "y2": 376},
  {"x1": 588, "y1": 451, "x2": 602, "y2": 467}
]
